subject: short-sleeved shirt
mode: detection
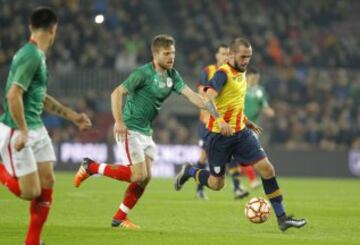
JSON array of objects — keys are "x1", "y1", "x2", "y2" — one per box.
[
  {"x1": 207, "y1": 63, "x2": 248, "y2": 133},
  {"x1": 245, "y1": 85, "x2": 269, "y2": 123},
  {"x1": 122, "y1": 62, "x2": 186, "y2": 135},
  {"x1": 0, "y1": 42, "x2": 48, "y2": 129}
]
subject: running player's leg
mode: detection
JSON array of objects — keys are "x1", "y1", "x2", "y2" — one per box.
[
  {"x1": 112, "y1": 131, "x2": 155, "y2": 229},
  {"x1": 228, "y1": 159, "x2": 249, "y2": 199},
  {"x1": 25, "y1": 127, "x2": 56, "y2": 245},
  {"x1": 175, "y1": 133, "x2": 232, "y2": 191},
  {"x1": 0, "y1": 124, "x2": 41, "y2": 200},
  {"x1": 25, "y1": 161, "x2": 54, "y2": 245},
  {"x1": 74, "y1": 131, "x2": 147, "y2": 187},
  {"x1": 234, "y1": 128, "x2": 306, "y2": 231}
]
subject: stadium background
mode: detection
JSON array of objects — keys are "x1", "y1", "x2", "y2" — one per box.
[
  {"x1": 1, "y1": 0, "x2": 360, "y2": 177},
  {"x1": 1, "y1": 1, "x2": 360, "y2": 245}
]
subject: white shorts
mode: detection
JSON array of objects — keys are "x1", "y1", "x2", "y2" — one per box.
[
  {"x1": 0, "y1": 123, "x2": 56, "y2": 177},
  {"x1": 116, "y1": 130, "x2": 156, "y2": 165}
]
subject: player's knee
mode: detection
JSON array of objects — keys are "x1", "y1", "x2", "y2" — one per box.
[
  {"x1": 209, "y1": 180, "x2": 224, "y2": 191},
  {"x1": 132, "y1": 171, "x2": 147, "y2": 182},
  {"x1": 41, "y1": 173, "x2": 55, "y2": 188},
  {"x1": 21, "y1": 187, "x2": 41, "y2": 200},
  {"x1": 261, "y1": 162, "x2": 275, "y2": 179}
]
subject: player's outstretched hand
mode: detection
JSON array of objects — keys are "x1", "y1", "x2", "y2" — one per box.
[
  {"x1": 246, "y1": 121, "x2": 263, "y2": 135},
  {"x1": 73, "y1": 113, "x2": 92, "y2": 131},
  {"x1": 114, "y1": 121, "x2": 128, "y2": 142},
  {"x1": 218, "y1": 121, "x2": 233, "y2": 136},
  {"x1": 14, "y1": 130, "x2": 28, "y2": 151}
]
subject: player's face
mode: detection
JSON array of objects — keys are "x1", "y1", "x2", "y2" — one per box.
[
  {"x1": 216, "y1": 47, "x2": 230, "y2": 66},
  {"x1": 234, "y1": 45, "x2": 252, "y2": 72},
  {"x1": 154, "y1": 45, "x2": 176, "y2": 70},
  {"x1": 48, "y1": 24, "x2": 58, "y2": 47}
]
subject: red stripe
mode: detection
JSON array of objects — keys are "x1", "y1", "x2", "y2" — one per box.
[
  {"x1": 208, "y1": 116, "x2": 215, "y2": 131},
  {"x1": 7, "y1": 129, "x2": 16, "y2": 177},
  {"x1": 223, "y1": 109, "x2": 234, "y2": 123},
  {"x1": 124, "y1": 133, "x2": 133, "y2": 165},
  {"x1": 235, "y1": 111, "x2": 242, "y2": 132}
]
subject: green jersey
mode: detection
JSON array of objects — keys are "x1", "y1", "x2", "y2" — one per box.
[
  {"x1": 122, "y1": 62, "x2": 186, "y2": 135},
  {"x1": 244, "y1": 85, "x2": 269, "y2": 123},
  {"x1": 0, "y1": 42, "x2": 48, "y2": 129}
]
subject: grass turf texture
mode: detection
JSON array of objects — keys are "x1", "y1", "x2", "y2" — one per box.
[{"x1": 1, "y1": 172, "x2": 359, "y2": 245}]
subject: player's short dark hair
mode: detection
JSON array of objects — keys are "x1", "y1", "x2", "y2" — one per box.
[
  {"x1": 151, "y1": 34, "x2": 175, "y2": 53},
  {"x1": 216, "y1": 43, "x2": 229, "y2": 53},
  {"x1": 247, "y1": 67, "x2": 259, "y2": 75},
  {"x1": 230, "y1": 38, "x2": 251, "y2": 52},
  {"x1": 30, "y1": 7, "x2": 57, "y2": 29}
]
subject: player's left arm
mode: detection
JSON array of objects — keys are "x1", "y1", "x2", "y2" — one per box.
[
  {"x1": 244, "y1": 117, "x2": 263, "y2": 135},
  {"x1": 44, "y1": 94, "x2": 92, "y2": 131}
]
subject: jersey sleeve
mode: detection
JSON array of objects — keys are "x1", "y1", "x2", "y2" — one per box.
[
  {"x1": 209, "y1": 70, "x2": 227, "y2": 92},
  {"x1": 199, "y1": 68, "x2": 209, "y2": 86},
  {"x1": 172, "y1": 70, "x2": 186, "y2": 94},
  {"x1": 122, "y1": 69, "x2": 145, "y2": 94},
  {"x1": 12, "y1": 51, "x2": 41, "y2": 91}
]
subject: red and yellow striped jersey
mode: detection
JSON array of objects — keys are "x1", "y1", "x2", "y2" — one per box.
[{"x1": 207, "y1": 63, "x2": 248, "y2": 133}]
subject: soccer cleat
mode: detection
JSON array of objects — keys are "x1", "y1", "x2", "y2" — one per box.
[
  {"x1": 112, "y1": 219, "x2": 140, "y2": 229},
  {"x1": 278, "y1": 215, "x2": 307, "y2": 231},
  {"x1": 74, "y1": 158, "x2": 94, "y2": 188},
  {"x1": 174, "y1": 163, "x2": 192, "y2": 191},
  {"x1": 196, "y1": 190, "x2": 209, "y2": 200},
  {"x1": 234, "y1": 188, "x2": 249, "y2": 199}
]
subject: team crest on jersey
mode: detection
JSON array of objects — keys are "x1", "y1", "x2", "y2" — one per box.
[
  {"x1": 214, "y1": 167, "x2": 221, "y2": 174},
  {"x1": 166, "y1": 77, "x2": 173, "y2": 87}
]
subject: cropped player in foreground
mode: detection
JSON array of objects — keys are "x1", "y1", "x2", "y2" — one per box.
[
  {"x1": 0, "y1": 7, "x2": 91, "y2": 245},
  {"x1": 175, "y1": 38, "x2": 307, "y2": 231},
  {"x1": 74, "y1": 34, "x2": 209, "y2": 229}
]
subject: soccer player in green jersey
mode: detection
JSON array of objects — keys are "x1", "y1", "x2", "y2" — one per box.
[
  {"x1": 74, "y1": 34, "x2": 207, "y2": 229},
  {"x1": 0, "y1": 7, "x2": 92, "y2": 245},
  {"x1": 245, "y1": 67, "x2": 274, "y2": 124}
]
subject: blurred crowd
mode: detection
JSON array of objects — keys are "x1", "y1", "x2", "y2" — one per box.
[
  {"x1": 163, "y1": 0, "x2": 360, "y2": 76},
  {"x1": 0, "y1": 0, "x2": 151, "y2": 73},
  {"x1": 1, "y1": 0, "x2": 360, "y2": 150}
]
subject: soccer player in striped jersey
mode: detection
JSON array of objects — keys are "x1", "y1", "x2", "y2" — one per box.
[
  {"x1": 175, "y1": 38, "x2": 307, "y2": 231},
  {"x1": 74, "y1": 34, "x2": 207, "y2": 229},
  {"x1": 0, "y1": 7, "x2": 92, "y2": 245},
  {"x1": 196, "y1": 44, "x2": 229, "y2": 200}
]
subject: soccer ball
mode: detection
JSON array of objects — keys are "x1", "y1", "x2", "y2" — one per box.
[{"x1": 244, "y1": 197, "x2": 271, "y2": 224}]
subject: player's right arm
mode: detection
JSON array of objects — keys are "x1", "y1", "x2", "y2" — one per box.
[
  {"x1": 7, "y1": 51, "x2": 40, "y2": 151},
  {"x1": 111, "y1": 84, "x2": 128, "y2": 141},
  {"x1": 205, "y1": 71, "x2": 233, "y2": 136},
  {"x1": 7, "y1": 85, "x2": 28, "y2": 151},
  {"x1": 111, "y1": 69, "x2": 144, "y2": 141}
]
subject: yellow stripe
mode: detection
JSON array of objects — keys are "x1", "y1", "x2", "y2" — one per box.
[
  {"x1": 267, "y1": 189, "x2": 282, "y2": 199},
  {"x1": 195, "y1": 170, "x2": 201, "y2": 184},
  {"x1": 228, "y1": 167, "x2": 238, "y2": 175}
]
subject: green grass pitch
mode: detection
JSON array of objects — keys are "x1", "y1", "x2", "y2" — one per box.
[{"x1": 1, "y1": 172, "x2": 359, "y2": 245}]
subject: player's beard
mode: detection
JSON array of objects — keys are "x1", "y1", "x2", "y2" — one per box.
[
  {"x1": 160, "y1": 61, "x2": 173, "y2": 70},
  {"x1": 234, "y1": 62, "x2": 246, "y2": 72}
]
